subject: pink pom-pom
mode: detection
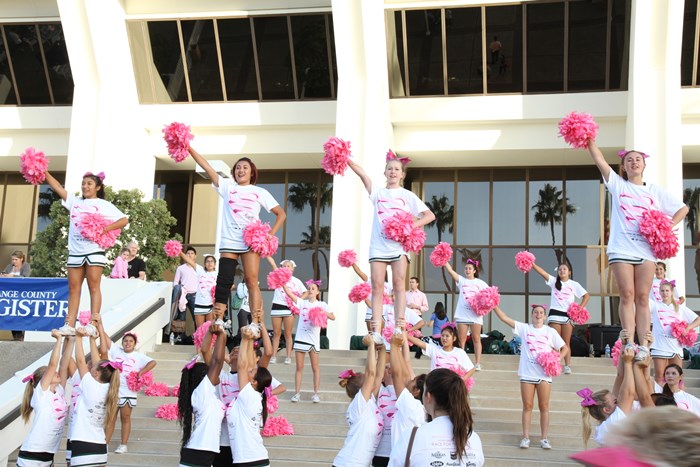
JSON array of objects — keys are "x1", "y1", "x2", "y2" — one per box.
[
  {"x1": 78, "y1": 212, "x2": 121, "y2": 249},
  {"x1": 144, "y1": 382, "x2": 170, "y2": 397},
  {"x1": 267, "y1": 268, "x2": 293, "y2": 289},
  {"x1": 262, "y1": 415, "x2": 294, "y2": 437},
  {"x1": 243, "y1": 220, "x2": 279, "y2": 257},
  {"x1": 515, "y1": 251, "x2": 536, "y2": 273},
  {"x1": 308, "y1": 306, "x2": 328, "y2": 328},
  {"x1": 284, "y1": 295, "x2": 300, "y2": 316},
  {"x1": 19, "y1": 147, "x2": 49, "y2": 185},
  {"x1": 558, "y1": 112, "x2": 598, "y2": 149},
  {"x1": 639, "y1": 210, "x2": 679, "y2": 260},
  {"x1": 382, "y1": 294, "x2": 394, "y2": 305},
  {"x1": 154, "y1": 403, "x2": 179, "y2": 421},
  {"x1": 338, "y1": 249, "x2": 358, "y2": 268},
  {"x1": 171, "y1": 384, "x2": 180, "y2": 397},
  {"x1": 163, "y1": 122, "x2": 194, "y2": 163},
  {"x1": 192, "y1": 321, "x2": 217, "y2": 349},
  {"x1": 321, "y1": 136, "x2": 352, "y2": 176},
  {"x1": 164, "y1": 240, "x2": 182, "y2": 258},
  {"x1": 430, "y1": 242, "x2": 453, "y2": 268},
  {"x1": 671, "y1": 321, "x2": 698, "y2": 347},
  {"x1": 468, "y1": 286, "x2": 500, "y2": 316},
  {"x1": 348, "y1": 283, "x2": 371, "y2": 303},
  {"x1": 449, "y1": 365, "x2": 474, "y2": 391},
  {"x1": 406, "y1": 323, "x2": 423, "y2": 338},
  {"x1": 536, "y1": 350, "x2": 562, "y2": 377},
  {"x1": 78, "y1": 310, "x2": 92, "y2": 326},
  {"x1": 465, "y1": 376, "x2": 475, "y2": 392},
  {"x1": 127, "y1": 371, "x2": 153, "y2": 393},
  {"x1": 611, "y1": 339, "x2": 623, "y2": 367},
  {"x1": 403, "y1": 228, "x2": 426, "y2": 253},
  {"x1": 382, "y1": 325, "x2": 395, "y2": 341},
  {"x1": 266, "y1": 394, "x2": 279, "y2": 414},
  {"x1": 382, "y1": 211, "x2": 425, "y2": 252},
  {"x1": 567, "y1": 303, "x2": 590, "y2": 325}
]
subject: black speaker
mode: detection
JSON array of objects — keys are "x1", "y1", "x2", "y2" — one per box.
[{"x1": 588, "y1": 324, "x2": 622, "y2": 357}]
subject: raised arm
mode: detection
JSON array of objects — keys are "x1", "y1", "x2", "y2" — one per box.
[
  {"x1": 178, "y1": 251, "x2": 197, "y2": 269},
  {"x1": 266, "y1": 256, "x2": 278, "y2": 270},
  {"x1": 351, "y1": 263, "x2": 368, "y2": 282},
  {"x1": 530, "y1": 263, "x2": 550, "y2": 282},
  {"x1": 372, "y1": 344, "x2": 387, "y2": 399},
  {"x1": 492, "y1": 306, "x2": 516, "y2": 329},
  {"x1": 406, "y1": 333, "x2": 427, "y2": 350},
  {"x1": 390, "y1": 333, "x2": 409, "y2": 395},
  {"x1": 74, "y1": 331, "x2": 90, "y2": 378},
  {"x1": 59, "y1": 336, "x2": 75, "y2": 387},
  {"x1": 94, "y1": 313, "x2": 112, "y2": 356},
  {"x1": 40, "y1": 330, "x2": 63, "y2": 391},
  {"x1": 443, "y1": 262, "x2": 460, "y2": 283},
  {"x1": 360, "y1": 335, "x2": 377, "y2": 401},
  {"x1": 256, "y1": 309, "x2": 274, "y2": 368},
  {"x1": 281, "y1": 284, "x2": 299, "y2": 302},
  {"x1": 617, "y1": 348, "x2": 637, "y2": 415},
  {"x1": 587, "y1": 140, "x2": 613, "y2": 182},
  {"x1": 44, "y1": 172, "x2": 68, "y2": 201},
  {"x1": 237, "y1": 326, "x2": 257, "y2": 388},
  {"x1": 632, "y1": 353, "x2": 654, "y2": 408},
  {"x1": 207, "y1": 324, "x2": 226, "y2": 385},
  {"x1": 347, "y1": 160, "x2": 372, "y2": 194},
  {"x1": 188, "y1": 146, "x2": 220, "y2": 186}
]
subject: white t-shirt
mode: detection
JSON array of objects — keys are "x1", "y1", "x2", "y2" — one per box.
[
  {"x1": 375, "y1": 385, "x2": 398, "y2": 458},
  {"x1": 389, "y1": 416, "x2": 484, "y2": 467},
  {"x1": 332, "y1": 392, "x2": 383, "y2": 467},
  {"x1": 227, "y1": 382, "x2": 268, "y2": 464},
  {"x1": 382, "y1": 305, "x2": 422, "y2": 351},
  {"x1": 62, "y1": 196, "x2": 126, "y2": 255},
  {"x1": 108, "y1": 346, "x2": 153, "y2": 399},
  {"x1": 604, "y1": 171, "x2": 686, "y2": 261},
  {"x1": 20, "y1": 385, "x2": 67, "y2": 454},
  {"x1": 293, "y1": 298, "x2": 329, "y2": 350},
  {"x1": 215, "y1": 179, "x2": 279, "y2": 251},
  {"x1": 70, "y1": 373, "x2": 109, "y2": 444},
  {"x1": 272, "y1": 275, "x2": 306, "y2": 306},
  {"x1": 185, "y1": 376, "x2": 225, "y2": 453},
  {"x1": 650, "y1": 302, "x2": 699, "y2": 356},
  {"x1": 237, "y1": 282, "x2": 250, "y2": 312},
  {"x1": 595, "y1": 406, "x2": 626, "y2": 445},
  {"x1": 67, "y1": 371, "x2": 82, "y2": 438},
  {"x1": 369, "y1": 187, "x2": 429, "y2": 259},
  {"x1": 195, "y1": 270, "x2": 217, "y2": 307},
  {"x1": 649, "y1": 277, "x2": 681, "y2": 303},
  {"x1": 424, "y1": 341, "x2": 474, "y2": 374},
  {"x1": 391, "y1": 388, "x2": 426, "y2": 450},
  {"x1": 454, "y1": 276, "x2": 489, "y2": 324},
  {"x1": 513, "y1": 321, "x2": 565, "y2": 383},
  {"x1": 545, "y1": 275, "x2": 587, "y2": 311},
  {"x1": 653, "y1": 382, "x2": 700, "y2": 417}
]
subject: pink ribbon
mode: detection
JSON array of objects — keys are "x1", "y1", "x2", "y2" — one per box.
[
  {"x1": 466, "y1": 259, "x2": 479, "y2": 268},
  {"x1": 576, "y1": 387, "x2": 597, "y2": 407},
  {"x1": 338, "y1": 369, "x2": 357, "y2": 379},
  {"x1": 264, "y1": 386, "x2": 271, "y2": 398},
  {"x1": 183, "y1": 356, "x2": 198, "y2": 370},
  {"x1": 124, "y1": 331, "x2": 138, "y2": 342},
  {"x1": 530, "y1": 304, "x2": 548, "y2": 311},
  {"x1": 83, "y1": 171, "x2": 106, "y2": 182},
  {"x1": 385, "y1": 149, "x2": 411, "y2": 165},
  {"x1": 305, "y1": 279, "x2": 322, "y2": 288},
  {"x1": 101, "y1": 360, "x2": 123, "y2": 371},
  {"x1": 440, "y1": 321, "x2": 457, "y2": 331},
  {"x1": 21, "y1": 374, "x2": 35, "y2": 384},
  {"x1": 660, "y1": 279, "x2": 676, "y2": 288},
  {"x1": 617, "y1": 149, "x2": 649, "y2": 159}
]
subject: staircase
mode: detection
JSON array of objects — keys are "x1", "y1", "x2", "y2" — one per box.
[{"x1": 10, "y1": 345, "x2": 700, "y2": 466}]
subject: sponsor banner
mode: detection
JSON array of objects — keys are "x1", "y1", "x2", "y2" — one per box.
[{"x1": 0, "y1": 278, "x2": 68, "y2": 331}]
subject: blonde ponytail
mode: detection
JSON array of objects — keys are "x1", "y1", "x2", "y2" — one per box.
[
  {"x1": 104, "y1": 368, "x2": 120, "y2": 428},
  {"x1": 580, "y1": 389, "x2": 610, "y2": 448},
  {"x1": 20, "y1": 367, "x2": 46, "y2": 423}
]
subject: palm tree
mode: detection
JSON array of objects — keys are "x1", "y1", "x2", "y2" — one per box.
[
  {"x1": 425, "y1": 194, "x2": 455, "y2": 295},
  {"x1": 532, "y1": 183, "x2": 577, "y2": 265},
  {"x1": 288, "y1": 182, "x2": 333, "y2": 279},
  {"x1": 683, "y1": 187, "x2": 700, "y2": 292},
  {"x1": 301, "y1": 225, "x2": 332, "y2": 280}
]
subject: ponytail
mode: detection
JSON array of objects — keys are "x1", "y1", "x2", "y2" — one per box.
[
  {"x1": 104, "y1": 368, "x2": 120, "y2": 428},
  {"x1": 254, "y1": 367, "x2": 272, "y2": 426},
  {"x1": 555, "y1": 276, "x2": 562, "y2": 291},
  {"x1": 338, "y1": 374, "x2": 364, "y2": 399},
  {"x1": 580, "y1": 389, "x2": 610, "y2": 448},
  {"x1": 20, "y1": 367, "x2": 46, "y2": 423},
  {"x1": 177, "y1": 362, "x2": 208, "y2": 447}
]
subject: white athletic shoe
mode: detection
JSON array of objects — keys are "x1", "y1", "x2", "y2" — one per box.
[
  {"x1": 370, "y1": 332, "x2": 383, "y2": 345},
  {"x1": 291, "y1": 393, "x2": 301, "y2": 403},
  {"x1": 564, "y1": 365, "x2": 572, "y2": 375},
  {"x1": 284, "y1": 357, "x2": 292, "y2": 365},
  {"x1": 58, "y1": 324, "x2": 76, "y2": 336},
  {"x1": 635, "y1": 345, "x2": 650, "y2": 362},
  {"x1": 311, "y1": 393, "x2": 321, "y2": 403},
  {"x1": 519, "y1": 438, "x2": 530, "y2": 449},
  {"x1": 540, "y1": 439, "x2": 552, "y2": 450},
  {"x1": 269, "y1": 356, "x2": 277, "y2": 364},
  {"x1": 82, "y1": 324, "x2": 98, "y2": 338},
  {"x1": 474, "y1": 363, "x2": 482, "y2": 372},
  {"x1": 115, "y1": 445, "x2": 128, "y2": 454}
]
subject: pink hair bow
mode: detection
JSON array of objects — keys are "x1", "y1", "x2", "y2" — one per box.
[
  {"x1": 660, "y1": 279, "x2": 676, "y2": 288},
  {"x1": 576, "y1": 387, "x2": 597, "y2": 407},
  {"x1": 306, "y1": 279, "x2": 322, "y2": 288},
  {"x1": 466, "y1": 259, "x2": 479, "y2": 268},
  {"x1": 101, "y1": 360, "x2": 123, "y2": 371},
  {"x1": 440, "y1": 321, "x2": 457, "y2": 331},
  {"x1": 83, "y1": 171, "x2": 106, "y2": 182},
  {"x1": 21, "y1": 374, "x2": 35, "y2": 384},
  {"x1": 385, "y1": 149, "x2": 411, "y2": 165},
  {"x1": 124, "y1": 331, "x2": 138, "y2": 342},
  {"x1": 264, "y1": 386, "x2": 272, "y2": 398},
  {"x1": 617, "y1": 149, "x2": 649, "y2": 159},
  {"x1": 183, "y1": 356, "x2": 198, "y2": 370},
  {"x1": 338, "y1": 369, "x2": 357, "y2": 379},
  {"x1": 530, "y1": 304, "x2": 548, "y2": 311}
]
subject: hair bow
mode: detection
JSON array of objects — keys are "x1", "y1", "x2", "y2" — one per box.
[
  {"x1": 83, "y1": 171, "x2": 106, "y2": 182},
  {"x1": 576, "y1": 387, "x2": 597, "y2": 407},
  {"x1": 264, "y1": 386, "x2": 272, "y2": 398},
  {"x1": 530, "y1": 304, "x2": 548, "y2": 311},
  {"x1": 123, "y1": 331, "x2": 138, "y2": 342},
  {"x1": 440, "y1": 321, "x2": 457, "y2": 331},
  {"x1": 338, "y1": 369, "x2": 358, "y2": 379},
  {"x1": 306, "y1": 279, "x2": 322, "y2": 288},
  {"x1": 385, "y1": 149, "x2": 411, "y2": 165},
  {"x1": 183, "y1": 356, "x2": 198, "y2": 370},
  {"x1": 466, "y1": 259, "x2": 479, "y2": 268},
  {"x1": 617, "y1": 149, "x2": 649, "y2": 159},
  {"x1": 101, "y1": 360, "x2": 123, "y2": 371},
  {"x1": 660, "y1": 279, "x2": 676, "y2": 288},
  {"x1": 21, "y1": 374, "x2": 35, "y2": 384}
]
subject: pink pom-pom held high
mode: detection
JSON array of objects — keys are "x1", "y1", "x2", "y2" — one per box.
[
  {"x1": 20, "y1": 147, "x2": 49, "y2": 185},
  {"x1": 430, "y1": 242, "x2": 453, "y2": 268},
  {"x1": 515, "y1": 251, "x2": 536, "y2": 273},
  {"x1": 163, "y1": 122, "x2": 194, "y2": 163},
  {"x1": 558, "y1": 112, "x2": 598, "y2": 149},
  {"x1": 164, "y1": 239, "x2": 183, "y2": 258},
  {"x1": 348, "y1": 283, "x2": 371, "y2": 303},
  {"x1": 338, "y1": 249, "x2": 358, "y2": 268},
  {"x1": 321, "y1": 137, "x2": 352, "y2": 176}
]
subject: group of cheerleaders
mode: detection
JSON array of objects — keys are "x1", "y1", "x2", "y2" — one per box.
[{"x1": 15, "y1": 127, "x2": 699, "y2": 466}]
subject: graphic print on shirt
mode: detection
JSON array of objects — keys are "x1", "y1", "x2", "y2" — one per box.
[
  {"x1": 618, "y1": 192, "x2": 655, "y2": 236},
  {"x1": 525, "y1": 331, "x2": 552, "y2": 363},
  {"x1": 199, "y1": 274, "x2": 217, "y2": 299},
  {"x1": 228, "y1": 189, "x2": 259, "y2": 226},
  {"x1": 52, "y1": 391, "x2": 68, "y2": 423},
  {"x1": 657, "y1": 307, "x2": 682, "y2": 338},
  {"x1": 552, "y1": 284, "x2": 575, "y2": 305},
  {"x1": 70, "y1": 202, "x2": 101, "y2": 244},
  {"x1": 376, "y1": 196, "x2": 411, "y2": 240},
  {"x1": 460, "y1": 282, "x2": 481, "y2": 305},
  {"x1": 219, "y1": 377, "x2": 241, "y2": 408}
]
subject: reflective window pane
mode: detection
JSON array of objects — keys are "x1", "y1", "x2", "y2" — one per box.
[
  {"x1": 456, "y1": 179, "x2": 489, "y2": 245},
  {"x1": 0, "y1": 27, "x2": 18, "y2": 104},
  {"x1": 389, "y1": 11, "x2": 407, "y2": 97},
  {"x1": 218, "y1": 18, "x2": 259, "y2": 101},
  {"x1": 566, "y1": 247, "x2": 602, "y2": 295},
  {"x1": 287, "y1": 175, "x2": 319, "y2": 244},
  {"x1": 681, "y1": 0, "x2": 696, "y2": 86},
  {"x1": 493, "y1": 294, "x2": 525, "y2": 333},
  {"x1": 492, "y1": 248, "x2": 525, "y2": 293},
  {"x1": 148, "y1": 21, "x2": 188, "y2": 102},
  {"x1": 424, "y1": 182, "x2": 455, "y2": 245},
  {"x1": 685, "y1": 247, "x2": 700, "y2": 296},
  {"x1": 568, "y1": 0, "x2": 607, "y2": 91},
  {"x1": 683, "y1": 179, "x2": 700, "y2": 246},
  {"x1": 291, "y1": 15, "x2": 331, "y2": 99},
  {"x1": 526, "y1": 2, "x2": 564, "y2": 92},
  {"x1": 423, "y1": 245, "x2": 455, "y2": 293},
  {"x1": 565, "y1": 179, "x2": 601, "y2": 245},
  {"x1": 180, "y1": 20, "x2": 223, "y2": 101},
  {"x1": 527, "y1": 248, "x2": 560, "y2": 295},
  {"x1": 406, "y1": 9, "x2": 444, "y2": 96},
  {"x1": 5, "y1": 25, "x2": 51, "y2": 104},
  {"x1": 486, "y1": 4, "x2": 523, "y2": 93},
  {"x1": 609, "y1": 0, "x2": 630, "y2": 90},
  {"x1": 318, "y1": 178, "x2": 333, "y2": 244},
  {"x1": 529, "y1": 180, "x2": 565, "y2": 246},
  {"x1": 493, "y1": 177, "x2": 525, "y2": 245},
  {"x1": 39, "y1": 24, "x2": 73, "y2": 104},
  {"x1": 445, "y1": 7, "x2": 483, "y2": 95},
  {"x1": 37, "y1": 183, "x2": 63, "y2": 233},
  {"x1": 256, "y1": 181, "x2": 285, "y2": 229},
  {"x1": 254, "y1": 17, "x2": 294, "y2": 100},
  {"x1": 329, "y1": 17, "x2": 338, "y2": 95}
]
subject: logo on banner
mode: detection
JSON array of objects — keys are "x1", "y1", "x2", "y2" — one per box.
[{"x1": 0, "y1": 278, "x2": 69, "y2": 331}]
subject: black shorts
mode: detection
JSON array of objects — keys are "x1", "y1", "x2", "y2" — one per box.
[
  {"x1": 212, "y1": 446, "x2": 233, "y2": 467},
  {"x1": 180, "y1": 447, "x2": 217, "y2": 467}
]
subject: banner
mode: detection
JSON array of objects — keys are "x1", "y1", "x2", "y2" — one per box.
[{"x1": 0, "y1": 278, "x2": 69, "y2": 331}]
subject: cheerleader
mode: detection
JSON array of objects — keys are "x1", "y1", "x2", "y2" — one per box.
[
  {"x1": 650, "y1": 262, "x2": 683, "y2": 303},
  {"x1": 586, "y1": 140, "x2": 688, "y2": 358},
  {"x1": 444, "y1": 259, "x2": 488, "y2": 369},
  {"x1": 333, "y1": 335, "x2": 386, "y2": 466},
  {"x1": 350, "y1": 261, "x2": 390, "y2": 332},
  {"x1": 180, "y1": 250, "x2": 218, "y2": 328},
  {"x1": 406, "y1": 323, "x2": 474, "y2": 378},
  {"x1": 282, "y1": 279, "x2": 335, "y2": 403},
  {"x1": 529, "y1": 261, "x2": 589, "y2": 374},
  {"x1": 492, "y1": 305, "x2": 567, "y2": 449},
  {"x1": 188, "y1": 147, "x2": 286, "y2": 323},
  {"x1": 649, "y1": 280, "x2": 700, "y2": 385},
  {"x1": 68, "y1": 328, "x2": 120, "y2": 467},
  {"x1": 654, "y1": 363, "x2": 700, "y2": 416},
  {"x1": 16, "y1": 330, "x2": 72, "y2": 467},
  {"x1": 177, "y1": 323, "x2": 227, "y2": 467},
  {"x1": 347, "y1": 154, "x2": 435, "y2": 341},
  {"x1": 266, "y1": 257, "x2": 308, "y2": 364},
  {"x1": 44, "y1": 171, "x2": 128, "y2": 335}
]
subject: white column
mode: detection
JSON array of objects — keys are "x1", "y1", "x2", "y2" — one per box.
[
  {"x1": 57, "y1": 0, "x2": 154, "y2": 198},
  {"x1": 326, "y1": 0, "x2": 394, "y2": 349},
  {"x1": 626, "y1": 0, "x2": 686, "y2": 290}
]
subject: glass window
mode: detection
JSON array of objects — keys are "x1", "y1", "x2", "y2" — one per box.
[
  {"x1": 568, "y1": 0, "x2": 608, "y2": 91},
  {"x1": 683, "y1": 177, "x2": 700, "y2": 246},
  {"x1": 37, "y1": 183, "x2": 63, "y2": 233},
  {"x1": 456, "y1": 176, "x2": 489, "y2": 245},
  {"x1": 158, "y1": 172, "x2": 190, "y2": 238},
  {"x1": 485, "y1": 4, "x2": 523, "y2": 93},
  {"x1": 254, "y1": 16, "x2": 295, "y2": 100},
  {"x1": 681, "y1": 0, "x2": 697, "y2": 86},
  {"x1": 329, "y1": 18, "x2": 338, "y2": 94},
  {"x1": 218, "y1": 18, "x2": 259, "y2": 101},
  {"x1": 287, "y1": 174, "x2": 319, "y2": 245},
  {"x1": 492, "y1": 172, "x2": 525, "y2": 245},
  {"x1": 685, "y1": 248, "x2": 700, "y2": 296},
  {"x1": 5, "y1": 24, "x2": 52, "y2": 104},
  {"x1": 318, "y1": 178, "x2": 333, "y2": 244},
  {"x1": 180, "y1": 20, "x2": 223, "y2": 101},
  {"x1": 494, "y1": 294, "x2": 526, "y2": 331},
  {"x1": 565, "y1": 178, "x2": 601, "y2": 245},
  {"x1": 445, "y1": 7, "x2": 483, "y2": 95},
  {"x1": 529, "y1": 180, "x2": 565, "y2": 246},
  {"x1": 147, "y1": 21, "x2": 188, "y2": 102},
  {"x1": 291, "y1": 15, "x2": 332, "y2": 99},
  {"x1": 566, "y1": 246, "x2": 602, "y2": 295},
  {"x1": 0, "y1": 28, "x2": 18, "y2": 104},
  {"x1": 39, "y1": 23, "x2": 73, "y2": 104},
  {"x1": 256, "y1": 175, "x2": 286, "y2": 236},
  {"x1": 526, "y1": 2, "x2": 564, "y2": 92},
  {"x1": 423, "y1": 181, "x2": 455, "y2": 245},
  {"x1": 406, "y1": 9, "x2": 444, "y2": 96},
  {"x1": 281, "y1": 246, "x2": 322, "y2": 284},
  {"x1": 609, "y1": 0, "x2": 630, "y2": 90},
  {"x1": 389, "y1": 11, "x2": 407, "y2": 97},
  {"x1": 527, "y1": 247, "x2": 559, "y2": 295},
  {"x1": 423, "y1": 245, "x2": 454, "y2": 292},
  {"x1": 491, "y1": 248, "x2": 525, "y2": 293}
]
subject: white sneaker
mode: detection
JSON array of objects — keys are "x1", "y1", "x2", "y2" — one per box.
[
  {"x1": 291, "y1": 393, "x2": 300, "y2": 403},
  {"x1": 214, "y1": 318, "x2": 225, "y2": 327},
  {"x1": 311, "y1": 393, "x2": 321, "y2": 403},
  {"x1": 564, "y1": 365, "x2": 572, "y2": 375},
  {"x1": 284, "y1": 357, "x2": 292, "y2": 365},
  {"x1": 540, "y1": 439, "x2": 552, "y2": 450},
  {"x1": 635, "y1": 345, "x2": 649, "y2": 362},
  {"x1": 370, "y1": 332, "x2": 383, "y2": 345},
  {"x1": 392, "y1": 327, "x2": 403, "y2": 336},
  {"x1": 519, "y1": 438, "x2": 530, "y2": 449},
  {"x1": 270, "y1": 356, "x2": 277, "y2": 364},
  {"x1": 58, "y1": 324, "x2": 76, "y2": 336},
  {"x1": 475, "y1": 363, "x2": 482, "y2": 371},
  {"x1": 115, "y1": 444, "x2": 128, "y2": 454},
  {"x1": 82, "y1": 324, "x2": 98, "y2": 337}
]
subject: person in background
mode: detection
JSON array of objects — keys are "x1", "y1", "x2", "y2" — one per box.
[
  {"x1": 2, "y1": 250, "x2": 32, "y2": 340},
  {"x1": 173, "y1": 246, "x2": 204, "y2": 325},
  {"x1": 109, "y1": 248, "x2": 129, "y2": 279},
  {"x1": 125, "y1": 240, "x2": 146, "y2": 280},
  {"x1": 405, "y1": 276, "x2": 429, "y2": 318}
]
